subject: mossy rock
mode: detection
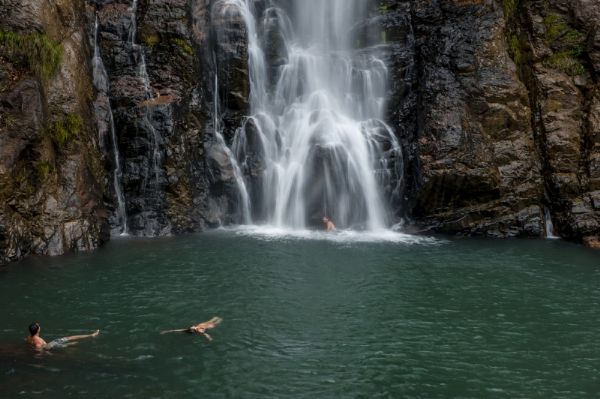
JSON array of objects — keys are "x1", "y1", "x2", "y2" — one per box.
[
  {"x1": 544, "y1": 51, "x2": 586, "y2": 76},
  {"x1": 36, "y1": 160, "x2": 54, "y2": 180},
  {"x1": 138, "y1": 25, "x2": 160, "y2": 48},
  {"x1": 46, "y1": 113, "x2": 84, "y2": 149},
  {"x1": 542, "y1": 14, "x2": 586, "y2": 76},
  {"x1": 507, "y1": 33, "x2": 522, "y2": 66},
  {"x1": 173, "y1": 38, "x2": 194, "y2": 55},
  {"x1": 0, "y1": 30, "x2": 63, "y2": 83},
  {"x1": 503, "y1": 0, "x2": 519, "y2": 19}
]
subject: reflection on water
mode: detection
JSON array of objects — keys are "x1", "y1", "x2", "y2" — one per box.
[{"x1": 1, "y1": 231, "x2": 599, "y2": 398}]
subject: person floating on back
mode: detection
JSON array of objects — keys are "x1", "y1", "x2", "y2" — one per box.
[
  {"x1": 26, "y1": 322, "x2": 100, "y2": 350},
  {"x1": 160, "y1": 316, "x2": 223, "y2": 342},
  {"x1": 322, "y1": 216, "x2": 336, "y2": 231}
]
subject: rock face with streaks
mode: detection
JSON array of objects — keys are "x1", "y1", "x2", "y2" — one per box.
[
  {"x1": 0, "y1": 0, "x2": 109, "y2": 264},
  {"x1": 377, "y1": 0, "x2": 599, "y2": 241}
]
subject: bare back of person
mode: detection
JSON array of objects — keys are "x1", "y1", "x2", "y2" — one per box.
[
  {"x1": 26, "y1": 322, "x2": 99, "y2": 351},
  {"x1": 161, "y1": 316, "x2": 223, "y2": 342}
]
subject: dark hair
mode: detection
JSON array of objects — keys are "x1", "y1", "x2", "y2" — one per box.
[{"x1": 28, "y1": 322, "x2": 40, "y2": 336}]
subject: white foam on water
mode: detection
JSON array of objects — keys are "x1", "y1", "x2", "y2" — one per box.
[{"x1": 221, "y1": 225, "x2": 441, "y2": 245}]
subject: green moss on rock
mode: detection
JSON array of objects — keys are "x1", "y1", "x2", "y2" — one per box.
[
  {"x1": 542, "y1": 14, "x2": 586, "y2": 76},
  {"x1": 46, "y1": 113, "x2": 84, "y2": 149},
  {"x1": 544, "y1": 51, "x2": 586, "y2": 76},
  {"x1": 0, "y1": 30, "x2": 63, "y2": 83},
  {"x1": 142, "y1": 32, "x2": 160, "y2": 47},
  {"x1": 173, "y1": 38, "x2": 193, "y2": 55},
  {"x1": 503, "y1": 0, "x2": 519, "y2": 19},
  {"x1": 37, "y1": 160, "x2": 54, "y2": 180},
  {"x1": 507, "y1": 33, "x2": 522, "y2": 66}
]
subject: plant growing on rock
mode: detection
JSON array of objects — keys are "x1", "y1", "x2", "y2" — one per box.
[
  {"x1": 173, "y1": 38, "x2": 194, "y2": 55},
  {"x1": 0, "y1": 112, "x2": 17, "y2": 129},
  {"x1": 46, "y1": 113, "x2": 84, "y2": 149},
  {"x1": 0, "y1": 31, "x2": 63, "y2": 83},
  {"x1": 542, "y1": 13, "x2": 586, "y2": 76},
  {"x1": 503, "y1": 0, "x2": 519, "y2": 19},
  {"x1": 507, "y1": 33, "x2": 522, "y2": 66},
  {"x1": 37, "y1": 160, "x2": 54, "y2": 180}
]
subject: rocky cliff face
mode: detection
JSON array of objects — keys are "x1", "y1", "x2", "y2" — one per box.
[
  {"x1": 0, "y1": 0, "x2": 109, "y2": 264},
  {"x1": 1, "y1": 0, "x2": 600, "y2": 265},
  {"x1": 379, "y1": 0, "x2": 599, "y2": 242}
]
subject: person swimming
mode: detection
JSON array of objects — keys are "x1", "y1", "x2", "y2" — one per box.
[
  {"x1": 160, "y1": 317, "x2": 223, "y2": 342},
  {"x1": 322, "y1": 217, "x2": 336, "y2": 231},
  {"x1": 26, "y1": 322, "x2": 100, "y2": 350}
]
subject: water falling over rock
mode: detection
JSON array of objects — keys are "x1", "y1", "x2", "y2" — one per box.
[
  {"x1": 217, "y1": 0, "x2": 404, "y2": 230},
  {"x1": 92, "y1": 14, "x2": 129, "y2": 236}
]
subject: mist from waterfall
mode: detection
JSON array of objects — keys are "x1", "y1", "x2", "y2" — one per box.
[{"x1": 218, "y1": 0, "x2": 403, "y2": 230}]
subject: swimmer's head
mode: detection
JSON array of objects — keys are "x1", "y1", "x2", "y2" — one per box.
[{"x1": 28, "y1": 322, "x2": 40, "y2": 336}]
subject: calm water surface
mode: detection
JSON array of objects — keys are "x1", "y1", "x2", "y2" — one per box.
[{"x1": 1, "y1": 229, "x2": 599, "y2": 398}]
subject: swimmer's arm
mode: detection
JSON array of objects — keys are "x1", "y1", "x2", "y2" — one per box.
[
  {"x1": 160, "y1": 328, "x2": 188, "y2": 334},
  {"x1": 200, "y1": 331, "x2": 213, "y2": 342}
]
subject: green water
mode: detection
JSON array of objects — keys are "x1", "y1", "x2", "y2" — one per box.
[{"x1": 1, "y1": 229, "x2": 599, "y2": 398}]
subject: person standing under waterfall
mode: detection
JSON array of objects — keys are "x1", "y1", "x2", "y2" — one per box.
[
  {"x1": 322, "y1": 217, "x2": 336, "y2": 231},
  {"x1": 160, "y1": 316, "x2": 223, "y2": 342},
  {"x1": 26, "y1": 322, "x2": 100, "y2": 350}
]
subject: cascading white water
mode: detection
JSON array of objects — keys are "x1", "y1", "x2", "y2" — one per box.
[
  {"x1": 128, "y1": 0, "x2": 162, "y2": 186},
  {"x1": 214, "y1": 74, "x2": 252, "y2": 224},
  {"x1": 92, "y1": 15, "x2": 129, "y2": 236},
  {"x1": 218, "y1": 0, "x2": 403, "y2": 230},
  {"x1": 544, "y1": 207, "x2": 559, "y2": 239}
]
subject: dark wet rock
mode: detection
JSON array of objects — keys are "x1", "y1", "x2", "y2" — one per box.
[
  {"x1": 397, "y1": 0, "x2": 544, "y2": 237},
  {"x1": 92, "y1": 0, "x2": 211, "y2": 236},
  {"x1": 0, "y1": 0, "x2": 109, "y2": 265}
]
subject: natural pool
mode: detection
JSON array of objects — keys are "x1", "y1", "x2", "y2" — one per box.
[{"x1": 1, "y1": 229, "x2": 599, "y2": 398}]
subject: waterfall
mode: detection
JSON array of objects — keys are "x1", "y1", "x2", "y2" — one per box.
[
  {"x1": 92, "y1": 14, "x2": 129, "y2": 236},
  {"x1": 218, "y1": 0, "x2": 403, "y2": 230},
  {"x1": 128, "y1": 0, "x2": 162, "y2": 187},
  {"x1": 214, "y1": 74, "x2": 252, "y2": 224},
  {"x1": 544, "y1": 207, "x2": 559, "y2": 239}
]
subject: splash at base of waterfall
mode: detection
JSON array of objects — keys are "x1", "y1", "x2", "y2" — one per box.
[
  {"x1": 544, "y1": 207, "x2": 560, "y2": 240},
  {"x1": 223, "y1": 225, "x2": 439, "y2": 244}
]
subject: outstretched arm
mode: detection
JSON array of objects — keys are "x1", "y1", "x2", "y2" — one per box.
[
  {"x1": 160, "y1": 328, "x2": 189, "y2": 335},
  {"x1": 200, "y1": 331, "x2": 213, "y2": 342}
]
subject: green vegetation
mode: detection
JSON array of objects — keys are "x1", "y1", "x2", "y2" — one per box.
[
  {"x1": 46, "y1": 113, "x2": 84, "y2": 149},
  {"x1": 173, "y1": 38, "x2": 194, "y2": 55},
  {"x1": 0, "y1": 113, "x2": 17, "y2": 129},
  {"x1": 542, "y1": 13, "x2": 586, "y2": 76},
  {"x1": 0, "y1": 30, "x2": 63, "y2": 83},
  {"x1": 507, "y1": 33, "x2": 522, "y2": 66},
  {"x1": 544, "y1": 51, "x2": 586, "y2": 76},
  {"x1": 503, "y1": 0, "x2": 519, "y2": 19},
  {"x1": 543, "y1": 14, "x2": 585, "y2": 47},
  {"x1": 142, "y1": 32, "x2": 160, "y2": 47},
  {"x1": 37, "y1": 160, "x2": 54, "y2": 180}
]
